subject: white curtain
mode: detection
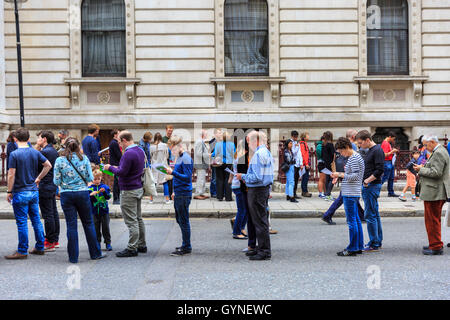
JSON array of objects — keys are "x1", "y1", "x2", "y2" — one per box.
[
  {"x1": 82, "y1": 0, "x2": 126, "y2": 76},
  {"x1": 367, "y1": 0, "x2": 408, "y2": 75},
  {"x1": 224, "y1": 0, "x2": 268, "y2": 75}
]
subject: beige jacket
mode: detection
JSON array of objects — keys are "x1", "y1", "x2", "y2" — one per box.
[
  {"x1": 418, "y1": 144, "x2": 450, "y2": 202},
  {"x1": 150, "y1": 142, "x2": 169, "y2": 185}
]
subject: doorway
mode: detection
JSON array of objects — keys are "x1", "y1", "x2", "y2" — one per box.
[{"x1": 372, "y1": 127, "x2": 410, "y2": 151}]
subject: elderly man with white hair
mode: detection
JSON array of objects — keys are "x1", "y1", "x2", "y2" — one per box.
[
  {"x1": 236, "y1": 130, "x2": 274, "y2": 261},
  {"x1": 414, "y1": 134, "x2": 450, "y2": 255}
]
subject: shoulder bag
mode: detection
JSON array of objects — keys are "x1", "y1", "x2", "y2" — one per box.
[
  {"x1": 67, "y1": 157, "x2": 88, "y2": 186},
  {"x1": 142, "y1": 151, "x2": 157, "y2": 197}
]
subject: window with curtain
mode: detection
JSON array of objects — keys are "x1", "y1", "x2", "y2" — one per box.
[
  {"x1": 81, "y1": 0, "x2": 126, "y2": 77},
  {"x1": 367, "y1": 0, "x2": 409, "y2": 75},
  {"x1": 224, "y1": 0, "x2": 269, "y2": 76}
]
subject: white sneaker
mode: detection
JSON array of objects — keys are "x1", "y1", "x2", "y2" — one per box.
[{"x1": 165, "y1": 200, "x2": 172, "y2": 204}]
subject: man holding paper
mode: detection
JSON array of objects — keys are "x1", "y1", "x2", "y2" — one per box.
[{"x1": 236, "y1": 131, "x2": 274, "y2": 261}]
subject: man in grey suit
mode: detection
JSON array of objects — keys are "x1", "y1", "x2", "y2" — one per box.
[
  {"x1": 193, "y1": 129, "x2": 210, "y2": 200},
  {"x1": 414, "y1": 134, "x2": 450, "y2": 255}
]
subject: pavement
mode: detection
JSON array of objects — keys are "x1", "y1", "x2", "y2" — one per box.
[
  {"x1": 0, "y1": 189, "x2": 447, "y2": 219},
  {"x1": 0, "y1": 218, "x2": 449, "y2": 300}
]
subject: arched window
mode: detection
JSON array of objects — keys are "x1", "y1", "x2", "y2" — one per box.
[
  {"x1": 81, "y1": 0, "x2": 126, "y2": 77},
  {"x1": 367, "y1": 0, "x2": 409, "y2": 75},
  {"x1": 224, "y1": 0, "x2": 269, "y2": 76}
]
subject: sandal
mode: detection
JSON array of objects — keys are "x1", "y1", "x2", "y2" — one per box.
[
  {"x1": 241, "y1": 230, "x2": 247, "y2": 237},
  {"x1": 233, "y1": 234, "x2": 248, "y2": 240}
]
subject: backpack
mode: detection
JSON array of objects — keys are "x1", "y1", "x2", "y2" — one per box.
[{"x1": 316, "y1": 141, "x2": 323, "y2": 160}]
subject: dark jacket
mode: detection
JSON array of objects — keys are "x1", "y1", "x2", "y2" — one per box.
[
  {"x1": 109, "y1": 139, "x2": 122, "y2": 166},
  {"x1": 283, "y1": 149, "x2": 295, "y2": 166},
  {"x1": 39, "y1": 144, "x2": 59, "y2": 195},
  {"x1": 236, "y1": 152, "x2": 249, "y2": 193}
]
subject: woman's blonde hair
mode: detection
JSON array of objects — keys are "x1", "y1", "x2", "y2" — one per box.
[
  {"x1": 167, "y1": 135, "x2": 183, "y2": 148},
  {"x1": 300, "y1": 132, "x2": 309, "y2": 141},
  {"x1": 223, "y1": 131, "x2": 232, "y2": 141}
]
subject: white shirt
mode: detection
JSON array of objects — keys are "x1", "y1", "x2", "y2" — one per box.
[{"x1": 291, "y1": 139, "x2": 303, "y2": 168}]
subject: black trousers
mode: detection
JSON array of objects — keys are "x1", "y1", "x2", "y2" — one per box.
[
  {"x1": 293, "y1": 166, "x2": 300, "y2": 197},
  {"x1": 168, "y1": 180, "x2": 173, "y2": 198},
  {"x1": 39, "y1": 193, "x2": 60, "y2": 243},
  {"x1": 215, "y1": 164, "x2": 232, "y2": 201},
  {"x1": 244, "y1": 191, "x2": 257, "y2": 249},
  {"x1": 93, "y1": 214, "x2": 111, "y2": 244},
  {"x1": 325, "y1": 174, "x2": 334, "y2": 196},
  {"x1": 113, "y1": 175, "x2": 121, "y2": 202},
  {"x1": 247, "y1": 186, "x2": 271, "y2": 256}
]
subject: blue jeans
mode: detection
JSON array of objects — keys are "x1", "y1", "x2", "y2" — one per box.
[
  {"x1": 301, "y1": 168, "x2": 310, "y2": 193},
  {"x1": 163, "y1": 182, "x2": 170, "y2": 197},
  {"x1": 285, "y1": 165, "x2": 295, "y2": 197},
  {"x1": 12, "y1": 191, "x2": 45, "y2": 255},
  {"x1": 232, "y1": 188, "x2": 248, "y2": 236},
  {"x1": 362, "y1": 183, "x2": 383, "y2": 248},
  {"x1": 174, "y1": 195, "x2": 192, "y2": 250},
  {"x1": 343, "y1": 196, "x2": 364, "y2": 252},
  {"x1": 210, "y1": 167, "x2": 216, "y2": 196},
  {"x1": 60, "y1": 191, "x2": 102, "y2": 263},
  {"x1": 381, "y1": 160, "x2": 395, "y2": 195},
  {"x1": 323, "y1": 192, "x2": 365, "y2": 221}
]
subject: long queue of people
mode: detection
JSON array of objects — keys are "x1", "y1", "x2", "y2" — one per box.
[{"x1": 3, "y1": 125, "x2": 449, "y2": 263}]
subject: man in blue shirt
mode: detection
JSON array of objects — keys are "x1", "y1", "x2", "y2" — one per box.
[
  {"x1": 82, "y1": 124, "x2": 101, "y2": 165},
  {"x1": 237, "y1": 130, "x2": 274, "y2": 261},
  {"x1": 5, "y1": 128, "x2": 52, "y2": 260}
]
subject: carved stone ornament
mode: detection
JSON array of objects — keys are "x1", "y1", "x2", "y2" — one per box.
[
  {"x1": 97, "y1": 91, "x2": 111, "y2": 104},
  {"x1": 241, "y1": 90, "x2": 254, "y2": 103}
]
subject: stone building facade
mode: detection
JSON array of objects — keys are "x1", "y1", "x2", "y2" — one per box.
[{"x1": 1, "y1": 0, "x2": 449, "y2": 152}]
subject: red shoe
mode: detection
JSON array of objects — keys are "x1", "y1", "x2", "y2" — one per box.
[
  {"x1": 54, "y1": 242, "x2": 60, "y2": 249},
  {"x1": 44, "y1": 243, "x2": 56, "y2": 252},
  {"x1": 44, "y1": 239, "x2": 51, "y2": 247}
]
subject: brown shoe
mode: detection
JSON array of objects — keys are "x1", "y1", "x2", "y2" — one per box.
[
  {"x1": 269, "y1": 229, "x2": 278, "y2": 235},
  {"x1": 5, "y1": 251, "x2": 27, "y2": 260},
  {"x1": 29, "y1": 248, "x2": 45, "y2": 255}
]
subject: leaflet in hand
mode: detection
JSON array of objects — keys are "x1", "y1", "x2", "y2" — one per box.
[
  {"x1": 225, "y1": 167, "x2": 236, "y2": 176},
  {"x1": 320, "y1": 168, "x2": 333, "y2": 176},
  {"x1": 154, "y1": 163, "x2": 169, "y2": 174}
]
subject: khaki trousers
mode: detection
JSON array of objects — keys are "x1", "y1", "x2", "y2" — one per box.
[{"x1": 120, "y1": 188, "x2": 146, "y2": 251}]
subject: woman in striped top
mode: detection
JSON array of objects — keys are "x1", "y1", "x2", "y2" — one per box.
[{"x1": 331, "y1": 137, "x2": 366, "y2": 257}]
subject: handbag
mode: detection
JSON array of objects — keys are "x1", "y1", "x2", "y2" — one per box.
[
  {"x1": 67, "y1": 157, "x2": 88, "y2": 186},
  {"x1": 281, "y1": 162, "x2": 290, "y2": 173},
  {"x1": 142, "y1": 152, "x2": 157, "y2": 197},
  {"x1": 211, "y1": 156, "x2": 223, "y2": 167}
]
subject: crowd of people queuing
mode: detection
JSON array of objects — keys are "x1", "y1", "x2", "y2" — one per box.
[{"x1": 2, "y1": 123, "x2": 450, "y2": 263}]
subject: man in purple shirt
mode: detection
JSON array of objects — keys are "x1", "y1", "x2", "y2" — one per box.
[{"x1": 105, "y1": 131, "x2": 146, "y2": 258}]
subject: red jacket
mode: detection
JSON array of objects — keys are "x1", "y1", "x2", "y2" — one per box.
[{"x1": 299, "y1": 141, "x2": 310, "y2": 166}]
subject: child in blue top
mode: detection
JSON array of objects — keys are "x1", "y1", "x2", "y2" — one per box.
[{"x1": 89, "y1": 169, "x2": 112, "y2": 251}]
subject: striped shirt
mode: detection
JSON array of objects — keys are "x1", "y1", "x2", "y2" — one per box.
[{"x1": 341, "y1": 152, "x2": 365, "y2": 197}]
